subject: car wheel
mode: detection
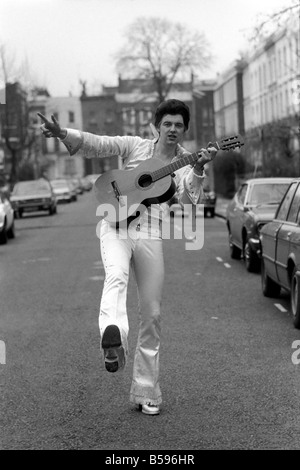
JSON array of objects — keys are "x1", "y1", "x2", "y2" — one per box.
[
  {"x1": 210, "y1": 208, "x2": 215, "y2": 218},
  {"x1": 291, "y1": 267, "x2": 300, "y2": 329},
  {"x1": 7, "y1": 221, "x2": 15, "y2": 239},
  {"x1": 261, "y1": 259, "x2": 281, "y2": 297},
  {"x1": 0, "y1": 225, "x2": 8, "y2": 245},
  {"x1": 228, "y1": 230, "x2": 241, "y2": 259},
  {"x1": 18, "y1": 209, "x2": 23, "y2": 218},
  {"x1": 244, "y1": 239, "x2": 260, "y2": 273}
]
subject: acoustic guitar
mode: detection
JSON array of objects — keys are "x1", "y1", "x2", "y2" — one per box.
[{"x1": 94, "y1": 134, "x2": 244, "y2": 223}]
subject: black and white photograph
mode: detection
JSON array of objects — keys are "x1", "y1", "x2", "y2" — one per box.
[{"x1": 0, "y1": 0, "x2": 299, "y2": 453}]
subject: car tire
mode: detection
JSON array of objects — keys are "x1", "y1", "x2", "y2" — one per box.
[
  {"x1": 210, "y1": 208, "x2": 215, "y2": 218},
  {"x1": 7, "y1": 221, "x2": 15, "y2": 239},
  {"x1": 291, "y1": 267, "x2": 300, "y2": 329},
  {"x1": 228, "y1": 230, "x2": 241, "y2": 259},
  {"x1": 244, "y1": 239, "x2": 260, "y2": 273},
  {"x1": 0, "y1": 225, "x2": 8, "y2": 245},
  {"x1": 261, "y1": 259, "x2": 281, "y2": 297}
]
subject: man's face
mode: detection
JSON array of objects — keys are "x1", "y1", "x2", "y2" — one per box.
[{"x1": 157, "y1": 114, "x2": 186, "y2": 145}]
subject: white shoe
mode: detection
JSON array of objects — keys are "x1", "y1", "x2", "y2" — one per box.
[{"x1": 138, "y1": 403, "x2": 160, "y2": 415}]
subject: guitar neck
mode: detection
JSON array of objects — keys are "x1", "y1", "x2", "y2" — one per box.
[{"x1": 151, "y1": 141, "x2": 218, "y2": 182}]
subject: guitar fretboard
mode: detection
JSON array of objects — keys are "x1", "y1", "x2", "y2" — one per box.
[{"x1": 151, "y1": 152, "x2": 200, "y2": 182}]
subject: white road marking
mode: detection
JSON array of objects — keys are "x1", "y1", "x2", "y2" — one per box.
[
  {"x1": 274, "y1": 303, "x2": 288, "y2": 313},
  {"x1": 22, "y1": 258, "x2": 51, "y2": 264},
  {"x1": 89, "y1": 275, "x2": 105, "y2": 281},
  {"x1": 216, "y1": 257, "x2": 223, "y2": 262},
  {"x1": 211, "y1": 317, "x2": 219, "y2": 320},
  {"x1": 224, "y1": 263, "x2": 231, "y2": 268}
]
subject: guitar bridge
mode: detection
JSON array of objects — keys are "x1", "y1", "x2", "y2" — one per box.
[{"x1": 111, "y1": 180, "x2": 126, "y2": 207}]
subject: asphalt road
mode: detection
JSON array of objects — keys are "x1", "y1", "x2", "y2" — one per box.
[{"x1": 1, "y1": 191, "x2": 300, "y2": 450}]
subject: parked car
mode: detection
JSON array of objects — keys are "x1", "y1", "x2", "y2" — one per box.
[
  {"x1": 81, "y1": 176, "x2": 93, "y2": 191},
  {"x1": 50, "y1": 179, "x2": 73, "y2": 203},
  {"x1": 71, "y1": 177, "x2": 84, "y2": 195},
  {"x1": 53, "y1": 178, "x2": 77, "y2": 201},
  {"x1": 226, "y1": 177, "x2": 293, "y2": 272},
  {"x1": 10, "y1": 178, "x2": 57, "y2": 217},
  {"x1": 0, "y1": 192, "x2": 15, "y2": 244},
  {"x1": 66, "y1": 179, "x2": 78, "y2": 201},
  {"x1": 260, "y1": 178, "x2": 300, "y2": 329}
]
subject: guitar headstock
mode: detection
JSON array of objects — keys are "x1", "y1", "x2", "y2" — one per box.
[{"x1": 214, "y1": 135, "x2": 244, "y2": 152}]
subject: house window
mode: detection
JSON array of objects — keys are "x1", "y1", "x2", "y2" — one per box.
[{"x1": 69, "y1": 111, "x2": 74, "y2": 123}]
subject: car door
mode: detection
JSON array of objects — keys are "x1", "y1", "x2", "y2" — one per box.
[
  {"x1": 279, "y1": 183, "x2": 300, "y2": 287},
  {"x1": 261, "y1": 219, "x2": 282, "y2": 281},
  {"x1": 230, "y1": 184, "x2": 248, "y2": 248},
  {"x1": 275, "y1": 182, "x2": 298, "y2": 287},
  {"x1": 289, "y1": 185, "x2": 300, "y2": 270}
]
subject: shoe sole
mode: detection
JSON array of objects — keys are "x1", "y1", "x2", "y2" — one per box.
[
  {"x1": 102, "y1": 325, "x2": 123, "y2": 373},
  {"x1": 138, "y1": 404, "x2": 160, "y2": 415},
  {"x1": 105, "y1": 360, "x2": 119, "y2": 373},
  {"x1": 101, "y1": 325, "x2": 121, "y2": 349}
]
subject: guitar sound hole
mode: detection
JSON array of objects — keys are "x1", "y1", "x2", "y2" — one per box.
[{"x1": 138, "y1": 174, "x2": 153, "y2": 188}]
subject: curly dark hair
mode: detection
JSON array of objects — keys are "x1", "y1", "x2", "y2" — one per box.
[{"x1": 154, "y1": 99, "x2": 190, "y2": 130}]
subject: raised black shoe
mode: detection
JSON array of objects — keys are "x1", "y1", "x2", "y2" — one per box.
[{"x1": 101, "y1": 325, "x2": 123, "y2": 373}]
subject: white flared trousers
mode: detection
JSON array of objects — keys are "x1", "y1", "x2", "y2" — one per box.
[{"x1": 99, "y1": 221, "x2": 164, "y2": 406}]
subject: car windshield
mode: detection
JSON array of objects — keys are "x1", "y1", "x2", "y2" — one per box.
[
  {"x1": 12, "y1": 180, "x2": 51, "y2": 195},
  {"x1": 247, "y1": 183, "x2": 290, "y2": 205}
]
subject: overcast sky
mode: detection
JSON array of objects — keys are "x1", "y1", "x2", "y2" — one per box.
[{"x1": 0, "y1": 0, "x2": 293, "y2": 96}]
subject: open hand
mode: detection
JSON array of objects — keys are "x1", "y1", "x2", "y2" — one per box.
[{"x1": 37, "y1": 112, "x2": 65, "y2": 139}]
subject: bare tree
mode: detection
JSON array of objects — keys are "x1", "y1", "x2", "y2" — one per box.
[
  {"x1": 247, "y1": 0, "x2": 299, "y2": 45},
  {"x1": 0, "y1": 44, "x2": 39, "y2": 184},
  {"x1": 115, "y1": 17, "x2": 212, "y2": 102}
]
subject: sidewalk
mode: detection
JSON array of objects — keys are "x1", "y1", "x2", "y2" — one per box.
[{"x1": 215, "y1": 195, "x2": 231, "y2": 219}]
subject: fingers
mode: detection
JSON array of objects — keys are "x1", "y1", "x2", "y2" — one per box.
[
  {"x1": 37, "y1": 112, "x2": 48, "y2": 123},
  {"x1": 45, "y1": 130, "x2": 54, "y2": 137},
  {"x1": 51, "y1": 114, "x2": 59, "y2": 127}
]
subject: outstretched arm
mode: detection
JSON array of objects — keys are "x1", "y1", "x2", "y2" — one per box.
[{"x1": 37, "y1": 112, "x2": 135, "y2": 159}]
